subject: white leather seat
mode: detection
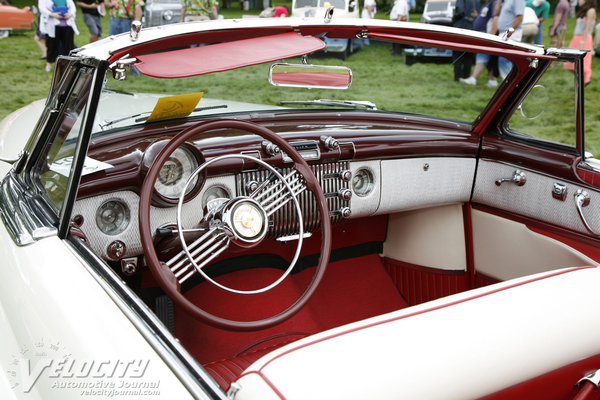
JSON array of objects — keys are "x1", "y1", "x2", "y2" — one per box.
[{"x1": 233, "y1": 267, "x2": 600, "y2": 400}]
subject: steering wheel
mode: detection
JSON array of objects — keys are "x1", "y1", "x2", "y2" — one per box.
[{"x1": 139, "y1": 120, "x2": 332, "y2": 331}]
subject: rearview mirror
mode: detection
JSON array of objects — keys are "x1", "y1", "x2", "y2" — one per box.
[{"x1": 269, "y1": 63, "x2": 353, "y2": 89}]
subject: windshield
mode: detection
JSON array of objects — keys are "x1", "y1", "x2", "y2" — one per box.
[{"x1": 95, "y1": 38, "x2": 502, "y2": 134}]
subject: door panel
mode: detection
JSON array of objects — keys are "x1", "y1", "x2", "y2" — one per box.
[{"x1": 473, "y1": 135, "x2": 600, "y2": 279}]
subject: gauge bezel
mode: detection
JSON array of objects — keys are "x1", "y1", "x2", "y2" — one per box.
[
  {"x1": 352, "y1": 167, "x2": 375, "y2": 197},
  {"x1": 201, "y1": 184, "x2": 232, "y2": 209},
  {"x1": 95, "y1": 198, "x2": 131, "y2": 236},
  {"x1": 151, "y1": 144, "x2": 205, "y2": 207}
]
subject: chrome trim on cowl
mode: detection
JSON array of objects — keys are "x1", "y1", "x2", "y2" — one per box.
[{"x1": 0, "y1": 172, "x2": 57, "y2": 246}]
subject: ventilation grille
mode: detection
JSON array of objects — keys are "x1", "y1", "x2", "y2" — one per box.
[{"x1": 237, "y1": 161, "x2": 350, "y2": 238}]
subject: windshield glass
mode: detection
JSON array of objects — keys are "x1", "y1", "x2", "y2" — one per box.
[{"x1": 96, "y1": 40, "x2": 503, "y2": 134}]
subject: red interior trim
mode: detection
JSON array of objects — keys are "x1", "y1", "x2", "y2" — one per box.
[
  {"x1": 135, "y1": 32, "x2": 326, "y2": 78},
  {"x1": 254, "y1": 266, "x2": 593, "y2": 375},
  {"x1": 238, "y1": 371, "x2": 286, "y2": 400}
]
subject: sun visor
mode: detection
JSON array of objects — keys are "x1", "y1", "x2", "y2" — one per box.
[{"x1": 135, "y1": 32, "x2": 326, "y2": 78}]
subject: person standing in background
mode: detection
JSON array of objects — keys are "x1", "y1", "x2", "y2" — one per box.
[
  {"x1": 521, "y1": 4, "x2": 539, "y2": 43},
  {"x1": 564, "y1": 0, "x2": 596, "y2": 85},
  {"x1": 460, "y1": 0, "x2": 499, "y2": 86},
  {"x1": 39, "y1": 0, "x2": 79, "y2": 72},
  {"x1": 33, "y1": 5, "x2": 47, "y2": 59},
  {"x1": 362, "y1": 0, "x2": 376, "y2": 19},
  {"x1": 390, "y1": 0, "x2": 408, "y2": 54},
  {"x1": 452, "y1": 0, "x2": 479, "y2": 81},
  {"x1": 105, "y1": 0, "x2": 143, "y2": 35},
  {"x1": 494, "y1": 0, "x2": 525, "y2": 79},
  {"x1": 407, "y1": 0, "x2": 415, "y2": 20},
  {"x1": 77, "y1": 0, "x2": 104, "y2": 42},
  {"x1": 181, "y1": 0, "x2": 218, "y2": 21},
  {"x1": 361, "y1": 0, "x2": 376, "y2": 45},
  {"x1": 525, "y1": 0, "x2": 549, "y2": 45},
  {"x1": 548, "y1": 0, "x2": 569, "y2": 49},
  {"x1": 390, "y1": 0, "x2": 408, "y2": 22}
]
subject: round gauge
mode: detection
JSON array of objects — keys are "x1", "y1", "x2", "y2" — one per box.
[
  {"x1": 154, "y1": 147, "x2": 199, "y2": 200},
  {"x1": 352, "y1": 168, "x2": 374, "y2": 197},
  {"x1": 202, "y1": 185, "x2": 231, "y2": 207},
  {"x1": 96, "y1": 199, "x2": 130, "y2": 235}
]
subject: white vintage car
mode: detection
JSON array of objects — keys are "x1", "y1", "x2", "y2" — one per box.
[{"x1": 1, "y1": 14, "x2": 600, "y2": 400}]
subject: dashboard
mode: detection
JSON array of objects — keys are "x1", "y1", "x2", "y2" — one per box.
[{"x1": 72, "y1": 117, "x2": 479, "y2": 262}]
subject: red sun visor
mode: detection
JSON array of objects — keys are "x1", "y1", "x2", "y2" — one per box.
[{"x1": 135, "y1": 32, "x2": 326, "y2": 79}]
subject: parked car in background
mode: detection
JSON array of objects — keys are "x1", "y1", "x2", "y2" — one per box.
[
  {"x1": 404, "y1": 0, "x2": 455, "y2": 65},
  {"x1": 2, "y1": 15, "x2": 600, "y2": 400},
  {"x1": 143, "y1": 0, "x2": 182, "y2": 27},
  {"x1": 0, "y1": 4, "x2": 34, "y2": 38},
  {"x1": 292, "y1": 0, "x2": 361, "y2": 58}
]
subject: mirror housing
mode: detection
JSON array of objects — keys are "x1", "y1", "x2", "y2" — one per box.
[{"x1": 269, "y1": 63, "x2": 352, "y2": 89}]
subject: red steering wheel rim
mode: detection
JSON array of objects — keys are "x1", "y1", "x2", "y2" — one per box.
[{"x1": 139, "y1": 119, "x2": 332, "y2": 331}]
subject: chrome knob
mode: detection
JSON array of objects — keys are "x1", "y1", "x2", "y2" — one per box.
[
  {"x1": 339, "y1": 170, "x2": 352, "y2": 182},
  {"x1": 338, "y1": 188, "x2": 352, "y2": 201},
  {"x1": 107, "y1": 240, "x2": 126, "y2": 260},
  {"x1": 340, "y1": 207, "x2": 351, "y2": 218},
  {"x1": 245, "y1": 180, "x2": 259, "y2": 193},
  {"x1": 262, "y1": 141, "x2": 280, "y2": 156},
  {"x1": 495, "y1": 170, "x2": 526, "y2": 187},
  {"x1": 320, "y1": 135, "x2": 339, "y2": 150}
]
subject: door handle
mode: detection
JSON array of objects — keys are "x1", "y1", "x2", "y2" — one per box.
[{"x1": 574, "y1": 189, "x2": 600, "y2": 236}]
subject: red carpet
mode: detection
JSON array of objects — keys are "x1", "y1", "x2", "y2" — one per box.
[{"x1": 175, "y1": 254, "x2": 408, "y2": 364}]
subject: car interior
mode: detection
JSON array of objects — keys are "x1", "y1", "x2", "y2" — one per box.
[{"x1": 23, "y1": 25, "x2": 600, "y2": 398}]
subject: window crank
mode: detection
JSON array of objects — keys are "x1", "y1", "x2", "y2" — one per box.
[{"x1": 495, "y1": 170, "x2": 526, "y2": 186}]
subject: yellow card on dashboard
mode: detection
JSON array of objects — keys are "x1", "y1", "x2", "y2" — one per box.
[{"x1": 147, "y1": 92, "x2": 204, "y2": 123}]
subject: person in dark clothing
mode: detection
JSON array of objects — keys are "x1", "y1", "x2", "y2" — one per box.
[
  {"x1": 452, "y1": 0, "x2": 479, "y2": 80},
  {"x1": 77, "y1": 0, "x2": 104, "y2": 43}
]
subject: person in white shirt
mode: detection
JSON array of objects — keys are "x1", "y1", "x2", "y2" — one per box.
[{"x1": 390, "y1": 0, "x2": 409, "y2": 55}]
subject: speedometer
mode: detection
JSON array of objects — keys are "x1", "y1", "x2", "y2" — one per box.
[{"x1": 154, "y1": 147, "x2": 199, "y2": 200}]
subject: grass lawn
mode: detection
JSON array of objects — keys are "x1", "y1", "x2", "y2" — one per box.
[{"x1": 2, "y1": 0, "x2": 599, "y2": 155}]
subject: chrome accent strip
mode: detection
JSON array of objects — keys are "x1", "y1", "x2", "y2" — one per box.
[
  {"x1": 179, "y1": 154, "x2": 304, "y2": 295},
  {"x1": 574, "y1": 189, "x2": 600, "y2": 236},
  {"x1": 238, "y1": 161, "x2": 349, "y2": 238},
  {"x1": 578, "y1": 369, "x2": 600, "y2": 387},
  {"x1": 276, "y1": 232, "x2": 312, "y2": 242},
  {"x1": 67, "y1": 238, "x2": 224, "y2": 400},
  {"x1": 0, "y1": 172, "x2": 57, "y2": 246}
]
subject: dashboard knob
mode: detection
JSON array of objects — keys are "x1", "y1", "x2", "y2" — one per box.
[
  {"x1": 262, "y1": 141, "x2": 280, "y2": 156},
  {"x1": 338, "y1": 188, "x2": 352, "y2": 201},
  {"x1": 107, "y1": 240, "x2": 126, "y2": 260},
  {"x1": 339, "y1": 170, "x2": 352, "y2": 182},
  {"x1": 320, "y1": 135, "x2": 339, "y2": 150},
  {"x1": 340, "y1": 207, "x2": 351, "y2": 218}
]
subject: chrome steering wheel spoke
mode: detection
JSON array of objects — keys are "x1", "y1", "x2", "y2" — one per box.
[
  {"x1": 173, "y1": 153, "x2": 305, "y2": 295},
  {"x1": 166, "y1": 228, "x2": 230, "y2": 284},
  {"x1": 251, "y1": 170, "x2": 306, "y2": 216}
]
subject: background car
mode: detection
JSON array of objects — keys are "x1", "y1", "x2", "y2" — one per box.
[
  {"x1": 292, "y1": 0, "x2": 361, "y2": 58},
  {"x1": 0, "y1": 3, "x2": 34, "y2": 38},
  {"x1": 1, "y1": 16, "x2": 600, "y2": 400},
  {"x1": 143, "y1": 0, "x2": 182, "y2": 27},
  {"x1": 404, "y1": 0, "x2": 455, "y2": 65}
]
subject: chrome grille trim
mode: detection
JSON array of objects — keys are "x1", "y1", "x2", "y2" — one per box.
[{"x1": 237, "y1": 161, "x2": 350, "y2": 238}]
